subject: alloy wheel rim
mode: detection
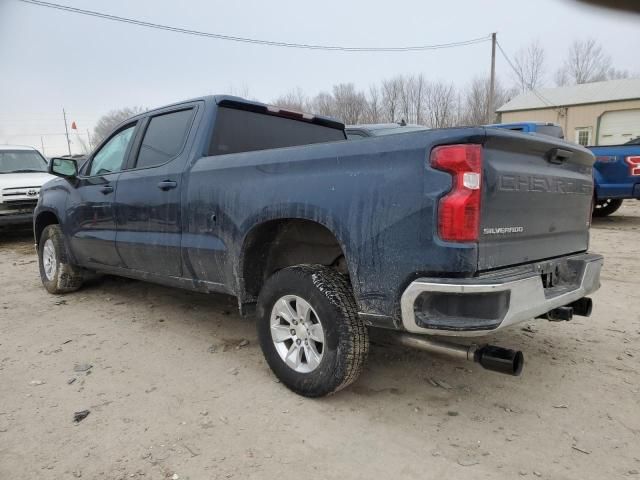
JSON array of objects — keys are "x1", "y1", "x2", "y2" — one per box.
[
  {"x1": 270, "y1": 295, "x2": 325, "y2": 373},
  {"x1": 43, "y1": 239, "x2": 57, "y2": 281}
]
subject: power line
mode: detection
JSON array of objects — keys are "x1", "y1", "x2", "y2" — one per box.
[
  {"x1": 17, "y1": 0, "x2": 491, "y2": 52},
  {"x1": 3, "y1": 132, "x2": 71, "y2": 137},
  {"x1": 495, "y1": 40, "x2": 559, "y2": 110}
]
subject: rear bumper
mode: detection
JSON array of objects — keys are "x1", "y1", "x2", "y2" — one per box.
[
  {"x1": 400, "y1": 253, "x2": 603, "y2": 337},
  {"x1": 0, "y1": 213, "x2": 34, "y2": 227}
]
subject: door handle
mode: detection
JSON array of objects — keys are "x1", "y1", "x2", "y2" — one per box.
[
  {"x1": 100, "y1": 185, "x2": 114, "y2": 194},
  {"x1": 157, "y1": 180, "x2": 178, "y2": 191}
]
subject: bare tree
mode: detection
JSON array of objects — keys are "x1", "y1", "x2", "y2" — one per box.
[
  {"x1": 513, "y1": 40, "x2": 546, "y2": 92},
  {"x1": 272, "y1": 87, "x2": 309, "y2": 111},
  {"x1": 605, "y1": 67, "x2": 631, "y2": 80},
  {"x1": 460, "y1": 78, "x2": 489, "y2": 125},
  {"x1": 555, "y1": 38, "x2": 612, "y2": 85},
  {"x1": 93, "y1": 106, "x2": 146, "y2": 145},
  {"x1": 310, "y1": 91, "x2": 337, "y2": 118},
  {"x1": 331, "y1": 83, "x2": 367, "y2": 125},
  {"x1": 381, "y1": 77, "x2": 403, "y2": 122},
  {"x1": 397, "y1": 74, "x2": 427, "y2": 124},
  {"x1": 413, "y1": 75, "x2": 426, "y2": 125},
  {"x1": 398, "y1": 76, "x2": 411, "y2": 123},
  {"x1": 362, "y1": 85, "x2": 382, "y2": 123},
  {"x1": 460, "y1": 77, "x2": 516, "y2": 125},
  {"x1": 424, "y1": 81, "x2": 457, "y2": 128}
]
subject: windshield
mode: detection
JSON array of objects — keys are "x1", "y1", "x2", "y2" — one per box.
[
  {"x1": 624, "y1": 136, "x2": 640, "y2": 145},
  {"x1": 0, "y1": 150, "x2": 48, "y2": 174}
]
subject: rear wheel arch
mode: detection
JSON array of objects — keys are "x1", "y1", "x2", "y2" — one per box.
[{"x1": 238, "y1": 218, "x2": 352, "y2": 301}]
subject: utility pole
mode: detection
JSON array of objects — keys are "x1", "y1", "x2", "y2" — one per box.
[
  {"x1": 40, "y1": 136, "x2": 45, "y2": 156},
  {"x1": 86, "y1": 129, "x2": 92, "y2": 151},
  {"x1": 62, "y1": 108, "x2": 72, "y2": 156},
  {"x1": 488, "y1": 32, "x2": 497, "y2": 122}
]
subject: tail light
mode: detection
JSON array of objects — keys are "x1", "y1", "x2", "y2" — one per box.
[
  {"x1": 626, "y1": 156, "x2": 640, "y2": 176},
  {"x1": 431, "y1": 144, "x2": 482, "y2": 242}
]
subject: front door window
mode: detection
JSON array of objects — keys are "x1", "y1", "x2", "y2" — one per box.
[{"x1": 89, "y1": 125, "x2": 136, "y2": 176}]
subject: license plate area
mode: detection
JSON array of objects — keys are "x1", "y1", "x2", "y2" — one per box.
[{"x1": 535, "y1": 258, "x2": 582, "y2": 298}]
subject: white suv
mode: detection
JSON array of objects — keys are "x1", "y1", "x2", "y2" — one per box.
[{"x1": 0, "y1": 145, "x2": 55, "y2": 227}]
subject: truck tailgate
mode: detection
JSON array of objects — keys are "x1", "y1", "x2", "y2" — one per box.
[{"x1": 479, "y1": 130, "x2": 594, "y2": 271}]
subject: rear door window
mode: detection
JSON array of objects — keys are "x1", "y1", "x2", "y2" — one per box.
[
  {"x1": 136, "y1": 109, "x2": 194, "y2": 168},
  {"x1": 209, "y1": 107, "x2": 345, "y2": 155}
]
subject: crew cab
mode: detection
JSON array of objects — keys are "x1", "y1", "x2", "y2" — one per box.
[
  {"x1": 0, "y1": 145, "x2": 54, "y2": 227},
  {"x1": 35, "y1": 95, "x2": 603, "y2": 397},
  {"x1": 589, "y1": 137, "x2": 640, "y2": 216}
]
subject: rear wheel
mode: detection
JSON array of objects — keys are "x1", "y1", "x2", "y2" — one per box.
[
  {"x1": 256, "y1": 265, "x2": 369, "y2": 397},
  {"x1": 593, "y1": 198, "x2": 623, "y2": 217},
  {"x1": 38, "y1": 225, "x2": 85, "y2": 294}
]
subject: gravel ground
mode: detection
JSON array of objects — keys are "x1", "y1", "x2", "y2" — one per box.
[{"x1": 1, "y1": 203, "x2": 639, "y2": 480}]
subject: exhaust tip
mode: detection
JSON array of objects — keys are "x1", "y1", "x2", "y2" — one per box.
[
  {"x1": 570, "y1": 297, "x2": 593, "y2": 317},
  {"x1": 545, "y1": 306, "x2": 573, "y2": 322},
  {"x1": 475, "y1": 345, "x2": 524, "y2": 376}
]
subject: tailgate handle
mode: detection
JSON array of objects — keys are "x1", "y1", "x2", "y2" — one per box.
[{"x1": 546, "y1": 148, "x2": 573, "y2": 164}]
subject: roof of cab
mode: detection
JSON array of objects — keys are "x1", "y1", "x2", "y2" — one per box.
[
  {"x1": 125, "y1": 95, "x2": 344, "y2": 130},
  {"x1": 213, "y1": 95, "x2": 344, "y2": 130}
]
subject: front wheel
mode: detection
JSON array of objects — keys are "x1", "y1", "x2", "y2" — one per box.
[
  {"x1": 38, "y1": 224, "x2": 85, "y2": 294},
  {"x1": 592, "y1": 198, "x2": 623, "y2": 217},
  {"x1": 256, "y1": 265, "x2": 369, "y2": 397}
]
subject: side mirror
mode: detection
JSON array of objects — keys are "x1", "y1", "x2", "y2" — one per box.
[{"x1": 49, "y1": 157, "x2": 78, "y2": 178}]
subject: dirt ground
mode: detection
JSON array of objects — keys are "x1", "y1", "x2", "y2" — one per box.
[{"x1": 1, "y1": 204, "x2": 639, "y2": 480}]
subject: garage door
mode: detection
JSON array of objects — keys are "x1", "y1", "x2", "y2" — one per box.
[{"x1": 598, "y1": 109, "x2": 640, "y2": 145}]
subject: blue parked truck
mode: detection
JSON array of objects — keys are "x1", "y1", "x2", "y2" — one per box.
[
  {"x1": 487, "y1": 121, "x2": 564, "y2": 140},
  {"x1": 589, "y1": 137, "x2": 640, "y2": 216},
  {"x1": 36, "y1": 96, "x2": 602, "y2": 397},
  {"x1": 490, "y1": 122, "x2": 640, "y2": 216}
]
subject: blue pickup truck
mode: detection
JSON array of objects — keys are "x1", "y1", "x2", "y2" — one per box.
[
  {"x1": 589, "y1": 137, "x2": 640, "y2": 216},
  {"x1": 487, "y1": 121, "x2": 564, "y2": 139},
  {"x1": 35, "y1": 96, "x2": 603, "y2": 397}
]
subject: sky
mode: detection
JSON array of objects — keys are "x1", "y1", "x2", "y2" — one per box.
[{"x1": 0, "y1": 0, "x2": 638, "y2": 156}]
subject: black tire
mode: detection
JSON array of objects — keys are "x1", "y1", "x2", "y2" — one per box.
[
  {"x1": 38, "y1": 224, "x2": 85, "y2": 294},
  {"x1": 256, "y1": 265, "x2": 369, "y2": 397},
  {"x1": 593, "y1": 198, "x2": 623, "y2": 217}
]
